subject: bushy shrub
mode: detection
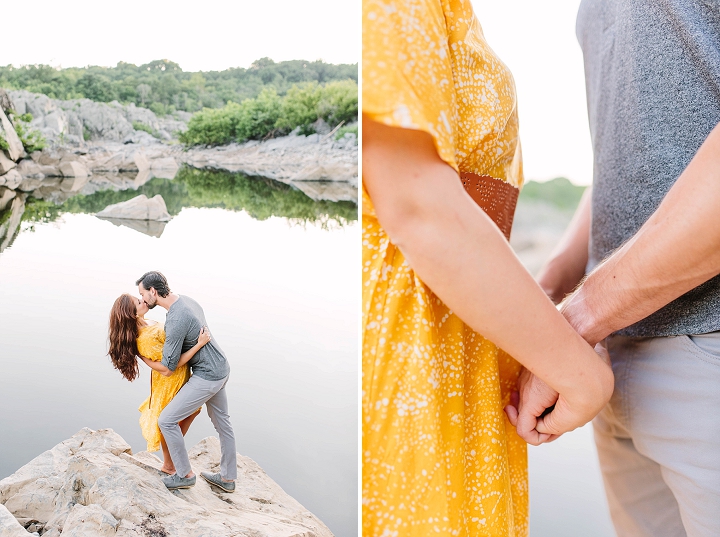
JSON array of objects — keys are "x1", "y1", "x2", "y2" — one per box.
[
  {"x1": 318, "y1": 80, "x2": 358, "y2": 127},
  {"x1": 8, "y1": 111, "x2": 46, "y2": 153},
  {"x1": 236, "y1": 88, "x2": 282, "y2": 140},
  {"x1": 179, "y1": 102, "x2": 243, "y2": 146},
  {"x1": 149, "y1": 102, "x2": 167, "y2": 117},
  {"x1": 180, "y1": 80, "x2": 358, "y2": 147},
  {"x1": 132, "y1": 121, "x2": 159, "y2": 138},
  {"x1": 276, "y1": 83, "x2": 323, "y2": 135}
]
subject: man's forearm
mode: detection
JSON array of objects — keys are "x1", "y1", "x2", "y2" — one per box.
[
  {"x1": 536, "y1": 187, "x2": 592, "y2": 303},
  {"x1": 563, "y1": 122, "x2": 720, "y2": 345}
]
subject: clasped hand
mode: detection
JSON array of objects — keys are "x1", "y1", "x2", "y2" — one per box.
[{"x1": 505, "y1": 343, "x2": 611, "y2": 446}]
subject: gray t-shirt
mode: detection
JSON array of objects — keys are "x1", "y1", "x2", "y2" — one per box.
[
  {"x1": 162, "y1": 295, "x2": 229, "y2": 381},
  {"x1": 577, "y1": 0, "x2": 720, "y2": 337}
]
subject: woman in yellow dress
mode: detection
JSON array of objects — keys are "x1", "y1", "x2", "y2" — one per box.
[
  {"x1": 362, "y1": 1, "x2": 614, "y2": 535},
  {"x1": 108, "y1": 294, "x2": 209, "y2": 475}
]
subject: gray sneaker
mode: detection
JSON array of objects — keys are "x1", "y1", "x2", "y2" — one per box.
[
  {"x1": 200, "y1": 471, "x2": 235, "y2": 493},
  {"x1": 162, "y1": 473, "x2": 196, "y2": 490}
]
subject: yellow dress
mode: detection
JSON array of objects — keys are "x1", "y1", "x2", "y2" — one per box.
[
  {"x1": 137, "y1": 323, "x2": 191, "y2": 452},
  {"x1": 362, "y1": 1, "x2": 528, "y2": 535}
]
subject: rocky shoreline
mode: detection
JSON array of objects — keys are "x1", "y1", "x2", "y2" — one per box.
[
  {"x1": 0, "y1": 428, "x2": 333, "y2": 537},
  {"x1": 5, "y1": 89, "x2": 357, "y2": 188},
  {"x1": 0, "y1": 89, "x2": 357, "y2": 252}
]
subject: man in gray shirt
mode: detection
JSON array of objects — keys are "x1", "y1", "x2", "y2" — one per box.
[
  {"x1": 137, "y1": 271, "x2": 238, "y2": 492},
  {"x1": 513, "y1": 1, "x2": 720, "y2": 535}
]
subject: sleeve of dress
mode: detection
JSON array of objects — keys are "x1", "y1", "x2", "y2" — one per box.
[{"x1": 363, "y1": 0, "x2": 458, "y2": 171}]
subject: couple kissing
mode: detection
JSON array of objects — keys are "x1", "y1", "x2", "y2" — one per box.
[{"x1": 108, "y1": 271, "x2": 236, "y2": 493}]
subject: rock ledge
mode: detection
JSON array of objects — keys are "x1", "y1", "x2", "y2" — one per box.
[{"x1": 0, "y1": 428, "x2": 333, "y2": 537}]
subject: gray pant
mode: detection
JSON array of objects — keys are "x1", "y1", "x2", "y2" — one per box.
[
  {"x1": 158, "y1": 374, "x2": 237, "y2": 480},
  {"x1": 594, "y1": 334, "x2": 720, "y2": 537}
]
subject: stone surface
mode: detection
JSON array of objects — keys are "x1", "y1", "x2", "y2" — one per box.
[
  {"x1": 16, "y1": 160, "x2": 44, "y2": 179},
  {"x1": 0, "y1": 170, "x2": 22, "y2": 190},
  {"x1": 0, "y1": 503, "x2": 29, "y2": 537},
  {"x1": 59, "y1": 161, "x2": 89, "y2": 178},
  {"x1": 8, "y1": 90, "x2": 188, "y2": 148},
  {"x1": 0, "y1": 187, "x2": 15, "y2": 212},
  {"x1": 96, "y1": 194, "x2": 171, "y2": 221},
  {"x1": 99, "y1": 218, "x2": 168, "y2": 238},
  {"x1": 0, "y1": 194, "x2": 26, "y2": 253},
  {"x1": 62, "y1": 504, "x2": 118, "y2": 537},
  {"x1": 0, "y1": 109, "x2": 24, "y2": 162},
  {"x1": 0, "y1": 428, "x2": 333, "y2": 537},
  {"x1": 0, "y1": 89, "x2": 13, "y2": 114},
  {"x1": 0, "y1": 152, "x2": 16, "y2": 175}
]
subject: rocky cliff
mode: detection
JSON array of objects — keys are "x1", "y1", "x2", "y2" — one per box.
[
  {"x1": 5, "y1": 90, "x2": 358, "y2": 190},
  {"x1": 0, "y1": 428, "x2": 333, "y2": 537}
]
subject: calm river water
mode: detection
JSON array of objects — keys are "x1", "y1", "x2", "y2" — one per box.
[{"x1": 0, "y1": 169, "x2": 358, "y2": 536}]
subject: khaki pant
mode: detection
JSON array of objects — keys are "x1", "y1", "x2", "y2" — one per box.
[
  {"x1": 594, "y1": 334, "x2": 720, "y2": 537},
  {"x1": 158, "y1": 374, "x2": 237, "y2": 480}
]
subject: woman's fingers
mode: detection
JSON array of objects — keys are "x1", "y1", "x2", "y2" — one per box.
[{"x1": 534, "y1": 397, "x2": 582, "y2": 436}]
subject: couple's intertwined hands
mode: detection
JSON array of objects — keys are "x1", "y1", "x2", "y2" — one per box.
[{"x1": 505, "y1": 343, "x2": 611, "y2": 446}]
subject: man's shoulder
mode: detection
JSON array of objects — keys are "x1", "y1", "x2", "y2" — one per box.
[{"x1": 177, "y1": 295, "x2": 204, "y2": 312}]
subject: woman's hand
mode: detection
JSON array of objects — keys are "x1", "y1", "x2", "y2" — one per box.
[
  {"x1": 506, "y1": 343, "x2": 613, "y2": 445},
  {"x1": 197, "y1": 326, "x2": 211, "y2": 347}
]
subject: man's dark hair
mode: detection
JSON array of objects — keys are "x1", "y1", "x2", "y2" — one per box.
[{"x1": 136, "y1": 271, "x2": 171, "y2": 297}]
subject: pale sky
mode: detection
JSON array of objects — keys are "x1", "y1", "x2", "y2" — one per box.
[
  {"x1": 474, "y1": 0, "x2": 593, "y2": 185},
  {"x1": 1, "y1": 0, "x2": 359, "y2": 70},
  {"x1": 3, "y1": 0, "x2": 591, "y2": 185}
]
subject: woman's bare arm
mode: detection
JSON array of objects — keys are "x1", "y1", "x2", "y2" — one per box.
[
  {"x1": 139, "y1": 355, "x2": 172, "y2": 377},
  {"x1": 139, "y1": 327, "x2": 211, "y2": 377},
  {"x1": 363, "y1": 117, "x2": 613, "y2": 442},
  {"x1": 176, "y1": 327, "x2": 211, "y2": 369}
]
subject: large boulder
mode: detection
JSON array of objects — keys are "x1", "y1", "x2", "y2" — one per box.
[
  {"x1": 96, "y1": 194, "x2": 171, "y2": 221},
  {"x1": 0, "y1": 504, "x2": 30, "y2": 537},
  {"x1": 0, "y1": 152, "x2": 16, "y2": 175},
  {"x1": 0, "y1": 169, "x2": 22, "y2": 190},
  {"x1": 0, "y1": 109, "x2": 24, "y2": 161},
  {"x1": 149, "y1": 156, "x2": 179, "y2": 179},
  {"x1": 0, "y1": 428, "x2": 333, "y2": 537},
  {"x1": 59, "y1": 161, "x2": 89, "y2": 178},
  {"x1": 61, "y1": 504, "x2": 119, "y2": 537},
  {"x1": 0, "y1": 187, "x2": 15, "y2": 212}
]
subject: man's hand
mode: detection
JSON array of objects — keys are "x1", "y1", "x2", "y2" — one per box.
[{"x1": 505, "y1": 367, "x2": 559, "y2": 445}]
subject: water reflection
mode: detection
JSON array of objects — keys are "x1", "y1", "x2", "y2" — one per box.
[{"x1": 0, "y1": 166, "x2": 357, "y2": 251}]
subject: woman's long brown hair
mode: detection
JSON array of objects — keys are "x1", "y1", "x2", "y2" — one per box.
[{"x1": 108, "y1": 294, "x2": 140, "y2": 381}]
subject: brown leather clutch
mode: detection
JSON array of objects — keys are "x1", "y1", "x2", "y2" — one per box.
[{"x1": 460, "y1": 172, "x2": 519, "y2": 241}]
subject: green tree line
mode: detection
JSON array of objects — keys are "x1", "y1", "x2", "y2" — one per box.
[{"x1": 0, "y1": 58, "x2": 357, "y2": 117}]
